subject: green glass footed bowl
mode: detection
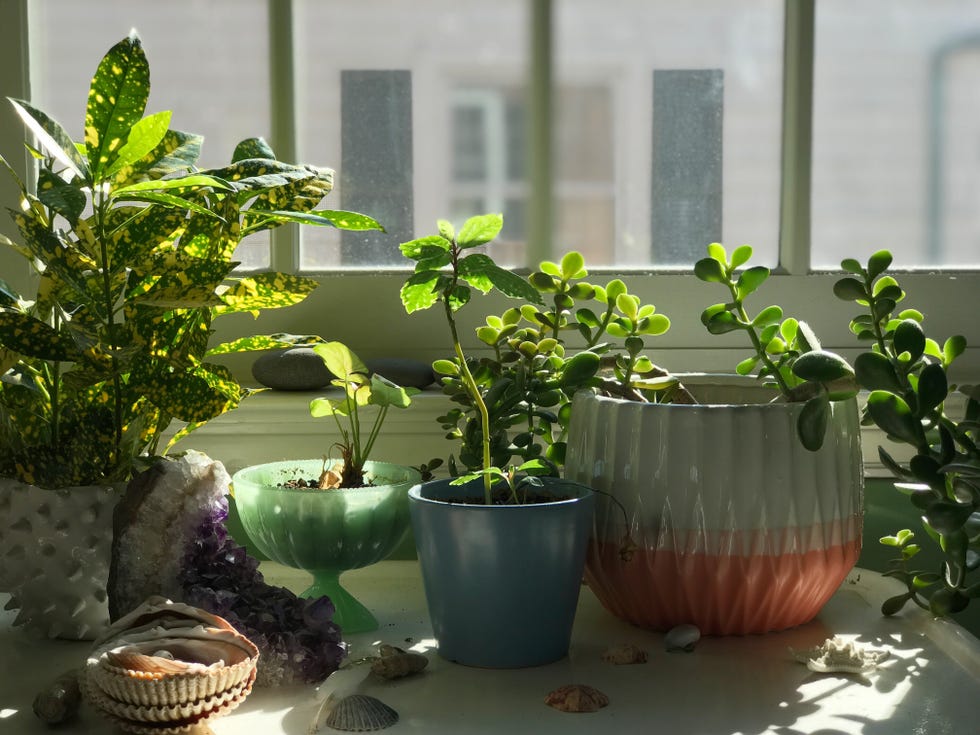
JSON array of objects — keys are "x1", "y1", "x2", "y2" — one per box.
[{"x1": 232, "y1": 459, "x2": 420, "y2": 633}]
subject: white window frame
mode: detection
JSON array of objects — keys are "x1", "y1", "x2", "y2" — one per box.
[{"x1": 0, "y1": 0, "x2": 977, "y2": 473}]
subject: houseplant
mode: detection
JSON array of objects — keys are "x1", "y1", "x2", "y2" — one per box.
[
  {"x1": 231, "y1": 342, "x2": 421, "y2": 633},
  {"x1": 400, "y1": 213, "x2": 595, "y2": 667},
  {"x1": 0, "y1": 33, "x2": 381, "y2": 639},
  {"x1": 831, "y1": 250, "x2": 978, "y2": 618},
  {"x1": 563, "y1": 244, "x2": 864, "y2": 634}
]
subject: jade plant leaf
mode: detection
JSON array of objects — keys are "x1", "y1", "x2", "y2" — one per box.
[
  {"x1": 854, "y1": 351, "x2": 904, "y2": 392},
  {"x1": 867, "y1": 391, "x2": 926, "y2": 447},
  {"x1": 798, "y1": 394, "x2": 830, "y2": 451},
  {"x1": 792, "y1": 350, "x2": 854, "y2": 383}
]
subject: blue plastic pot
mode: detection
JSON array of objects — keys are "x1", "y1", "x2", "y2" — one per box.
[{"x1": 409, "y1": 477, "x2": 594, "y2": 668}]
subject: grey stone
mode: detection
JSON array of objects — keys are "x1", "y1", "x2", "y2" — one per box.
[
  {"x1": 251, "y1": 347, "x2": 333, "y2": 391},
  {"x1": 367, "y1": 357, "x2": 435, "y2": 390}
]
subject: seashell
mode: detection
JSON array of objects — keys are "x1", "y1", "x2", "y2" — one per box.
[
  {"x1": 600, "y1": 643, "x2": 648, "y2": 665},
  {"x1": 32, "y1": 669, "x2": 82, "y2": 725},
  {"x1": 83, "y1": 598, "x2": 259, "y2": 734},
  {"x1": 324, "y1": 694, "x2": 399, "y2": 731},
  {"x1": 664, "y1": 623, "x2": 701, "y2": 652},
  {"x1": 370, "y1": 644, "x2": 428, "y2": 680},
  {"x1": 544, "y1": 684, "x2": 609, "y2": 713},
  {"x1": 791, "y1": 636, "x2": 889, "y2": 675}
]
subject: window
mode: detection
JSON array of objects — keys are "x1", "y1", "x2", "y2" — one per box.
[{"x1": 0, "y1": 0, "x2": 976, "y2": 384}]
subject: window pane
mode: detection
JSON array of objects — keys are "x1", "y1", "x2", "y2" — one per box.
[
  {"x1": 296, "y1": 0, "x2": 783, "y2": 270},
  {"x1": 813, "y1": 0, "x2": 980, "y2": 268},
  {"x1": 32, "y1": 0, "x2": 273, "y2": 268}
]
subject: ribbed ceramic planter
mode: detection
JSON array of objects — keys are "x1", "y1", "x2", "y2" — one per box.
[
  {"x1": 232, "y1": 459, "x2": 420, "y2": 633},
  {"x1": 0, "y1": 479, "x2": 123, "y2": 639},
  {"x1": 409, "y1": 477, "x2": 594, "y2": 667},
  {"x1": 565, "y1": 376, "x2": 864, "y2": 635}
]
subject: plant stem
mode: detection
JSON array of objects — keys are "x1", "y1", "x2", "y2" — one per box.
[
  {"x1": 95, "y1": 187, "x2": 124, "y2": 471},
  {"x1": 727, "y1": 281, "x2": 792, "y2": 396}
]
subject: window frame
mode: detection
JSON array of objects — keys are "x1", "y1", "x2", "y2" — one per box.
[{"x1": 0, "y1": 0, "x2": 976, "y2": 390}]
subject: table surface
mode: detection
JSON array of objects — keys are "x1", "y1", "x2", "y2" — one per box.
[{"x1": 2, "y1": 562, "x2": 979, "y2": 735}]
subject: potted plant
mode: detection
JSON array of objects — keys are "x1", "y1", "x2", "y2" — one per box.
[
  {"x1": 231, "y1": 342, "x2": 421, "y2": 633},
  {"x1": 831, "y1": 251, "x2": 977, "y2": 619},
  {"x1": 399, "y1": 213, "x2": 596, "y2": 668},
  {"x1": 0, "y1": 33, "x2": 381, "y2": 639},
  {"x1": 565, "y1": 243, "x2": 865, "y2": 634}
]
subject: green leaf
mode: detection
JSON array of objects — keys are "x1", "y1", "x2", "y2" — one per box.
[
  {"x1": 459, "y1": 254, "x2": 544, "y2": 304},
  {"x1": 730, "y1": 244, "x2": 752, "y2": 269},
  {"x1": 616, "y1": 293, "x2": 638, "y2": 320},
  {"x1": 85, "y1": 32, "x2": 150, "y2": 180},
  {"x1": 9, "y1": 98, "x2": 89, "y2": 181},
  {"x1": 232, "y1": 137, "x2": 276, "y2": 161},
  {"x1": 313, "y1": 341, "x2": 368, "y2": 381},
  {"x1": 400, "y1": 235, "x2": 451, "y2": 261},
  {"x1": 854, "y1": 351, "x2": 903, "y2": 392},
  {"x1": 213, "y1": 273, "x2": 318, "y2": 316},
  {"x1": 432, "y1": 359, "x2": 459, "y2": 376},
  {"x1": 143, "y1": 362, "x2": 241, "y2": 423},
  {"x1": 792, "y1": 350, "x2": 854, "y2": 383},
  {"x1": 894, "y1": 319, "x2": 926, "y2": 362},
  {"x1": 736, "y1": 355, "x2": 759, "y2": 375},
  {"x1": 437, "y1": 219, "x2": 455, "y2": 241},
  {"x1": 867, "y1": 390, "x2": 926, "y2": 447},
  {"x1": 798, "y1": 395, "x2": 829, "y2": 451},
  {"x1": 639, "y1": 313, "x2": 670, "y2": 336},
  {"x1": 867, "y1": 249, "x2": 893, "y2": 279},
  {"x1": 917, "y1": 363, "x2": 948, "y2": 414},
  {"x1": 302, "y1": 209, "x2": 384, "y2": 232},
  {"x1": 694, "y1": 257, "x2": 726, "y2": 283},
  {"x1": 833, "y1": 276, "x2": 866, "y2": 302},
  {"x1": 369, "y1": 373, "x2": 415, "y2": 409},
  {"x1": 706, "y1": 242, "x2": 727, "y2": 264},
  {"x1": 560, "y1": 251, "x2": 586, "y2": 279},
  {"x1": 752, "y1": 305, "x2": 783, "y2": 328},
  {"x1": 561, "y1": 351, "x2": 600, "y2": 390},
  {"x1": 840, "y1": 258, "x2": 864, "y2": 275},
  {"x1": 605, "y1": 279, "x2": 627, "y2": 301},
  {"x1": 457, "y1": 213, "x2": 503, "y2": 248},
  {"x1": 400, "y1": 270, "x2": 442, "y2": 313},
  {"x1": 944, "y1": 335, "x2": 967, "y2": 364},
  {"x1": 736, "y1": 266, "x2": 770, "y2": 299},
  {"x1": 881, "y1": 594, "x2": 911, "y2": 616},
  {"x1": 103, "y1": 110, "x2": 172, "y2": 178},
  {"x1": 114, "y1": 173, "x2": 234, "y2": 196},
  {"x1": 37, "y1": 167, "x2": 86, "y2": 224},
  {"x1": 206, "y1": 334, "x2": 308, "y2": 356},
  {"x1": 702, "y1": 307, "x2": 743, "y2": 335}
]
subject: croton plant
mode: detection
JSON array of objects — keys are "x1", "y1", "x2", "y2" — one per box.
[{"x1": 0, "y1": 33, "x2": 380, "y2": 488}]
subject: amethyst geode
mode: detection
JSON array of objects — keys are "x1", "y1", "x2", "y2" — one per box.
[{"x1": 107, "y1": 451, "x2": 344, "y2": 686}]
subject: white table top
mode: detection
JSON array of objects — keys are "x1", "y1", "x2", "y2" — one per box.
[{"x1": 2, "y1": 562, "x2": 979, "y2": 734}]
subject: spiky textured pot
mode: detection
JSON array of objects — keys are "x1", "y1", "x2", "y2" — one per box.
[{"x1": 0, "y1": 480, "x2": 123, "y2": 639}]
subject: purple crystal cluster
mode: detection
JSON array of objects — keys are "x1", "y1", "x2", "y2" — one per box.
[
  {"x1": 177, "y1": 495, "x2": 344, "y2": 686},
  {"x1": 108, "y1": 451, "x2": 344, "y2": 687}
]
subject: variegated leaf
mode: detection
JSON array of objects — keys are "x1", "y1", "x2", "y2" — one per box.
[
  {"x1": 143, "y1": 362, "x2": 243, "y2": 423},
  {"x1": 0, "y1": 312, "x2": 80, "y2": 361},
  {"x1": 9, "y1": 98, "x2": 89, "y2": 181},
  {"x1": 37, "y1": 167, "x2": 86, "y2": 223},
  {"x1": 103, "y1": 110, "x2": 172, "y2": 178},
  {"x1": 85, "y1": 32, "x2": 149, "y2": 181},
  {"x1": 112, "y1": 129, "x2": 204, "y2": 186},
  {"x1": 232, "y1": 137, "x2": 276, "y2": 161},
  {"x1": 206, "y1": 334, "x2": 308, "y2": 356},
  {"x1": 213, "y1": 273, "x2": 318, "y2": 316},
  {"x1": 107, "y1": 205, "x2": 186, "y2": 268}
]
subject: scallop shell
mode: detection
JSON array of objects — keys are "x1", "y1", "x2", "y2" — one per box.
[
  {"x1": 600, "y1": 643, "x2": 648, "y2": 665},
  {"x1": 370, "y1": 644, "x2": 428, "y2": 680},
  {"x1": 544, "y1": 684, "x2": 609, "y2": 713},
  {"x1": 83, "y1": 598, "x2": 259, "y2": 734},
  {"x1": 664, "y1": 623, "x2": 701, "y2": 652},
  {"x1": 324, "y1": 694, "x2": 399, "y2": 731}
]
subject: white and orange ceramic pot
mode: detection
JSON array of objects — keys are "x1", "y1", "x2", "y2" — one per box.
[{"x1": 564, "y1": 375, "x2": 863, "y2": 635}]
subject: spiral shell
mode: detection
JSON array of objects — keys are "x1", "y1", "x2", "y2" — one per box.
[
  {"x1": 324, "y1": 694, "x2": 399, "y2": 731},
  {"x1": 544, "y1": 684, "x2": 609, "y2": 713},
  {"x1": 83, "y1": 598, "x2": 259, "y2": 734}
]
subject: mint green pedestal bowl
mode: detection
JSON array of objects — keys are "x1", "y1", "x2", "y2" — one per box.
[{"x1": 232, "y1": 459, "x2": 420, "y2": 634}]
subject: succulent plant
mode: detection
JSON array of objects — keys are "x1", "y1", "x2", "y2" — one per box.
[
  {"x1": 833, "y1": 250, "x2": 978, "y2": 616},
  {"x1": 695, "y1": 243, "x2": 859, "y2": 450}
]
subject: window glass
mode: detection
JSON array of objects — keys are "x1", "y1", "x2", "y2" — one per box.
[
  {"x1": 295, "y1": 0, "x2": 783, "y2": 270},
  {"x1": 30, "y1": 0, "x2": 272, "y2": 268},
  {"x1": 812, "y1": 0, "x2": 980, "y2": 268}
]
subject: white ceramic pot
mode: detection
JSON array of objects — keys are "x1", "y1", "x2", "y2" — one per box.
[
  {"x1": 565, "y1": 375, "x2": 864, "y2": 634},
  {"x1": 0, "y1": 479, "x2": 123, "y2": 639}
]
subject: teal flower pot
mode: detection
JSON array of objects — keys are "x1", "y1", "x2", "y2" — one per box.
[{"x1": 409, "y1": 477, "x2": 594, "y2": 668}]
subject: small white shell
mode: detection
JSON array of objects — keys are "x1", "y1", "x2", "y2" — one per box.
[
  {"x1": 324, "y1": 694, "x2": 399, "y2": 731},
  {"x1": 791, "y1": 636, "x2": 889, "y2": 675},
  {"x1": 664, "y1": 624, "x2": 701, "y2": 652}
]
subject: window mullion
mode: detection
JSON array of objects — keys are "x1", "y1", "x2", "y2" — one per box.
[
  {"x1": 527, "y1": 0, "x2": 553, "y2": 267},
  {"x1": 778, "y1": 0, "x2": 815, "y2": 275},
  {"x1": 268, "y1": 0, "x2": 299, "y2": 272}
]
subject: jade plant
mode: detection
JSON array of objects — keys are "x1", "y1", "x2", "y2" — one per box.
[
  {"x1": 695, "y1": 243, "x2": 859, "y2": 450},
  {"x1": 0, "y1": 33, "x2": 381, "y2": 488},
  {"x1": 309, "y1": 342, "x2": 417, "y2": 488},
  {"x1": 832, "y1": 251, "x2": 978, "y2": 617},
  {"x1": 400, "y1": 212, "x2": 680, "y2": 499}
]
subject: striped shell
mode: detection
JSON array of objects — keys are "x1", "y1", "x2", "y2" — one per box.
[
  {"x1": 324, "y1": 694, "x2": 399, "y2": 731},
  {"x1": 83, "y1": 598, "x2": 259, "y2": 734}
]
